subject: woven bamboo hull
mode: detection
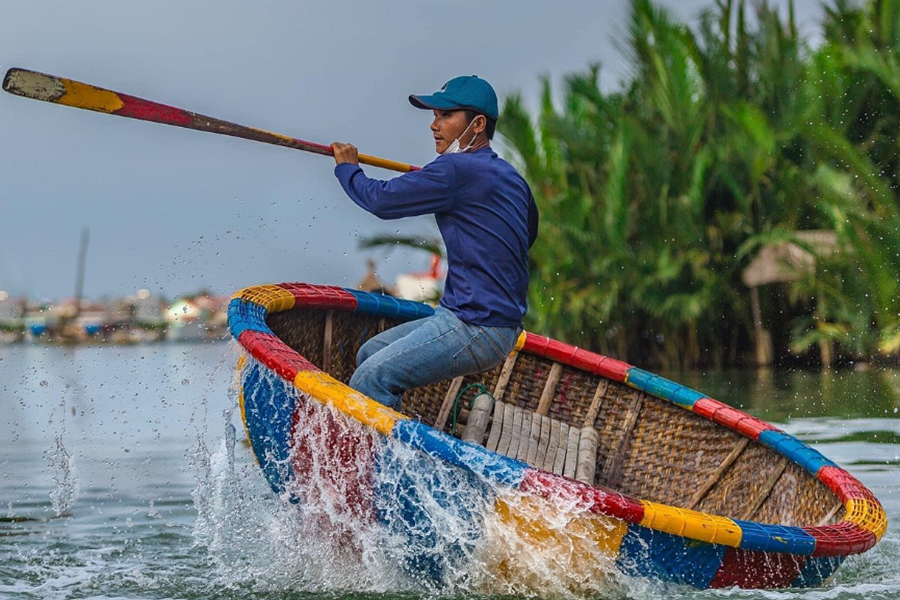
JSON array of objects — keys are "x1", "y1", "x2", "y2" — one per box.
[{"x1": 229, "y1": 282, "x2": 886, "y2": 591}]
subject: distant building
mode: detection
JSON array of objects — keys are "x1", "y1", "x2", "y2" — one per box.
[
  {"x1": 165, "y1": 298, "x2": 204, "y2": 342},
  {"x1": 0, "y1": 292, "x2": 24, "y2": 325},
  {"x1": 132, "y1": 289, "x2": 165, "y2": 326},
  {"x1": 0, "y1": 292, "x2": 25, "y2": 343},
  {"x1": 164, "y1": 293, "x2": 229, "y2": 342}
]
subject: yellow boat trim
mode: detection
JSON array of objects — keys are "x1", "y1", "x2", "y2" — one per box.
[
  {"x1": 293, "y1": 371, "x2": 407, "y2": 436},
  {"x1": 640, "y1": 500, "x2": 743, "y2": 547},
  {"x1": 59, "y1": 78, "x2": 125, "y2": 113},
  {"x1": 236, "y1": 355, "x2": 250, "y2": 437},
  {"x1": 844, "y1": 498, "x2": 888, "y2": 540},
  {"x1": 514, "y1": 331, "x2": 527, "y2": 352},
  {"x1": 232, "y1": 284, "x2": 295, "y2": 313}
]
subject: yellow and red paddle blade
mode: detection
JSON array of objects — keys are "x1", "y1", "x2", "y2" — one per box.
[{"x1": 2, "y1": 68, "x2": 419, "y2": 173}]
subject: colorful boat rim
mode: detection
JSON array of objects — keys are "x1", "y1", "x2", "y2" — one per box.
[{"x1": 228, "y1": 281, "x2": 887, "y2": 589}]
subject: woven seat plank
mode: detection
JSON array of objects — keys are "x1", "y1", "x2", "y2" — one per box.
[
  {"x1": 496, "y1": 402, "x2": 516, "y2": 457},
  {"x1": 543, "y1": 418, "x2": 561, "y2": 472},
  {"x1": 525, "y1": 412, "x2": 542, "y2": 464},
  {"x1": 553, "y1": 422, "x2": 570, "y2": 475},
  {"x1": 515, "y1": 408, "x2": 533, "y2": 462},
  {"x1": 575, "y1": 427, "x2": 600, "y2": 485},
  {"x1": 534, "y1": 415, "x2": 552, "y2": 468},
  {"x1": 563, "y1": 425, "x2": 580, "y2": 479},
  {"x1": 485, "y1": 400, "x2": 506, "y2": 452},
  {"x1": 507, "y1": 406, "x2": 525, "y2": 460}
]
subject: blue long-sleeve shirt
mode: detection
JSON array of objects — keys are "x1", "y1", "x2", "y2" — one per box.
[{"x1": 335, "y1": 146, "x2": 538, "y2": 327}]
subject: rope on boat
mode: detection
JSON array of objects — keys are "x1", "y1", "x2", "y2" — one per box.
[{"x1": 450, "y1": 382, "x2": 494, "y2": 436}]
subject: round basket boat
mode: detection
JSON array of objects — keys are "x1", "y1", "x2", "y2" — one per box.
[{"x1": 228, "y1": 282, "x2": 886, "y2": 591}]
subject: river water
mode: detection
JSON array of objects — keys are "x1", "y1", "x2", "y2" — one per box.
[{"x1": 0, "y1": 343, "x2": 897, "y2": 600}]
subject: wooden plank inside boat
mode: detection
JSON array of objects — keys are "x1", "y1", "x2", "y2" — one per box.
[
  {"x1": 434, "y1": 376, "x2": 465, "y2": 432},
  {"x1": 263, "y1": 302, "x2": 848, "y2": 529},
  {"x1": 583, "y1": 380, "x2": 609, "y2": 428},
  {"x1": 686, "y1": 437, "x2": 750, "y2": 510},
  {"x1": 536, "y1": 362, "x2": 563, "y2": 415},
  {"x1": 485, "y1": 400, "x2": 505, "y2": 452},
  {"x1": 742, "y1": 457, "x2": 789, "y2": 520},
  {"x1": 602, "y1": 390, "x2": 645, "y2": 490},
  {"x1": 543, "y1": 418, "x2": 561, "y2": 472},
  {"x1": 493, "y1": 352, "x2": 519, "y2": 401},
  {"x1": 553, "y1": 422, "x2": 570, "y2": 475}
]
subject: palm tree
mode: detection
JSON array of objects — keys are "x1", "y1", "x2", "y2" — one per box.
[{"x1": 497, "y1": 0, "x2": 900, "y2": 368}]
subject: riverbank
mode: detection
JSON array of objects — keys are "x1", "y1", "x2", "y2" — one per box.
[{"x1": 0, "y1": 289, "x2": 229, "y2": 345}]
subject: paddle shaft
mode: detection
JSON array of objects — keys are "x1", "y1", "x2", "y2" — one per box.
[{"x1": 2, "y1": 68, "x2": 420, "y2": 173}]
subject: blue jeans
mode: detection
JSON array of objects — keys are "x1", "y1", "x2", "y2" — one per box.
[{"x1": 349, "y1": 306, "x2": 522, "y2": 409}]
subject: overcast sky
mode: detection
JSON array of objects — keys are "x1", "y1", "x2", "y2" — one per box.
[{"x1": 0, "y1": 0, "x2": 827, "y2": 300}]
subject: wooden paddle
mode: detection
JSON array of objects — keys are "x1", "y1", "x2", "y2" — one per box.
[{"x1": 2, "y1": 68, "x2": 420, "y2": 173}]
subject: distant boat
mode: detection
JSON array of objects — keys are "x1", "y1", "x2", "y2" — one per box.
[
  {"x1": 229, "y1": 282, "x2": 886, "y2": 591},
  {"x1": 24, "y1": 315, "x2": 48, "y2": 339}
]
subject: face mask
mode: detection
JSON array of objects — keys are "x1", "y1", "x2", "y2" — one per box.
[{"x1": 441, "y1": 117, "x2": 480, "y2": 155}]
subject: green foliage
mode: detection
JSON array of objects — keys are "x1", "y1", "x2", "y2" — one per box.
[
  {"x1": 499, "y1": 0, "x2": 900, "y2": 368},
  {"x1": 358, "y1": 234, "x2": 445, "y2": 259}
]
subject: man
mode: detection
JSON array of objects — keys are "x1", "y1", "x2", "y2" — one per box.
[{"x1": 331, "y1": 75, "x2": 538, "y2": 410}]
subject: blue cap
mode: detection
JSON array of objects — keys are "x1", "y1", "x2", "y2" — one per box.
[{"x1": 409, "y1": 76, "x2": 498, "y2": 121}]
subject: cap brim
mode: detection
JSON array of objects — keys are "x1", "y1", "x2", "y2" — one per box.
[{"x1": 409, "y1": 93, "x2": 464, "y2": 111}]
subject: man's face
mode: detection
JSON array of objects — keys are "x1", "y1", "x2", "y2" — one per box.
[{"x1": 430, "y1": 109, "x2": 473, "y2": 154}]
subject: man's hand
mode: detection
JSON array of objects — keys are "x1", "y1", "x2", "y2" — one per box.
[{"x1": 331, "y1": 142, "x2": 359, "y2": 166}]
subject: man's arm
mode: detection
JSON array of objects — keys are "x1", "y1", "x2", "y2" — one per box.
[
  {"x1": 331, "y1": 142, "x2": 456, "y2": 220},
  {"x1": 527, "y1": 191, "x2": 539, "y2": 248}
]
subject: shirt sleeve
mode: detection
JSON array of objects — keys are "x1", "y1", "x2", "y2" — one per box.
[
  {"x1": 527, "y1": 191, "x2": 539, "y2": 248},
  {"x1": 334, "y1": 156, "x2": 457, "y2": 220}
]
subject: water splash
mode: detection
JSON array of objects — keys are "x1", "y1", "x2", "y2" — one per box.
[
  {"x1": 191, "y1": 357, "x2": 630, "y2": 598},
  {"x1": 46, "y1": 395, "x2": 78, "y2": 516},
  {"x1": 47, "y1": 434, "x2": 77, "y2": 516}
]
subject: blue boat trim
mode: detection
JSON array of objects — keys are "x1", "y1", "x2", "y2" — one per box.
[
  {"x1": 617, "y1": 524, "x2": 727, "y2": 588},
  {"x1": 228, "y1": 298, "x2": 272, "y2": 339},
  {"x1": 347, "y1": 289, "x2": 435, "y2": 322},
  {"x1": 626, "y1": 367, "x2": 705, "y2": 408},
  {"x1": 733, "y1": 520, "x2": 817, "y2": 555},
  {"x1": 392, "y1": 419, "x2": 528, "y2": 488},
  {"x1": 241, "y1": 361, "x2": 297, "y2": 496},
  {"x1": 758, "y1": 430, "x2": 838, "y2": 476}
]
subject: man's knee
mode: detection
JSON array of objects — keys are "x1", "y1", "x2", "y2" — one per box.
[
  {"x1": 350, "y1": 361, "x2": 400, "y2": 407},
  {"x1": 357, "y1": 338, "x2": 378, "y2": 367}
]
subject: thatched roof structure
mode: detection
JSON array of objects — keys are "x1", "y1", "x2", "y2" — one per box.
[{"x1": 742, "y1": 230, "x2": 839, "y2": 288}]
